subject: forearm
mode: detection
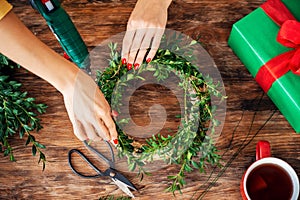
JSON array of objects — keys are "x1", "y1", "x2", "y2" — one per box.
[
  {"x1": 0, "y1": 3, "x2": 118, "y2": 142},
  {"x1": 135, "y1": 0, "x2": 172, "y2": 10},
  {"x1": 0, "y1": 10, "x2": 79, "y2": 93}
]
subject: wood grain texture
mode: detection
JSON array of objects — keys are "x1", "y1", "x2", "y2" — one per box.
[{"x1": 1, "y1": 0, "x2": 300, "y2": 199}]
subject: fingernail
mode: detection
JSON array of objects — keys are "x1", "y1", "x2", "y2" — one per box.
[
  {"x1": 113, "y1": 139, "x2": 118, "y2": 145},
  {"x1": 112, "y1": 110, "x2": 119, "y2": 117},
  {"x1": 146, "y1": 58, "x2": 152, "y2": 63},
  {"x1": 134, "y1": 63, "x2": 140, "y2": 70},
  {"x1": 63, "y1": 52, "x2": 70, "y2": 60},
  {"x1": 121, "y1": 58, "x2": 127, "y2": 65},
  {"x1": 86, "y1": 138, "x2": 93, "y2": 145},
  {"x1": 127, "y1": 63, "x2": 132, "y2": 70}
]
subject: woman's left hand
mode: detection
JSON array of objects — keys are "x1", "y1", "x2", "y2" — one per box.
[{"x1": 121, "y1": 0, "x2": 172, "y2": 70}]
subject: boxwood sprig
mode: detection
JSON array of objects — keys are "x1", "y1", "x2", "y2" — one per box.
[{"x1": 0, "y1": 54, "x2": 47, "y2": 169}]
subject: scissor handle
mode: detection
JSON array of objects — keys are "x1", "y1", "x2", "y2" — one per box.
[
  {"x1": 68, "y1": 149, "x2": 104, "y2": 179},
  {"x1": 83, "y1": 140, "x2": 115, "y2": 168},
  {"x1": 68, "y1": 144, "x2": 138, "y2": 197}
]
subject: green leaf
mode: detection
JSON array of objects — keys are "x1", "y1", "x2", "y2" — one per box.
[
  {"x1": 9, "y1": 153, "x2": 15, "y2": 161},
  {"x1": 4, "y1": 149, "x2": 10, "y2": 157},
  {"x1": 135, "y1": 76, "x2": 145, "y2": 81},
  {"x1": 128, "y1": 162, "x2": 136, "y2": 171},
  {"x1": 25, "y1": 136, "x2": 31, "y2": 146},
  {"x1": 167, "y1": 175, "x2": 177, "y2": 180},
  {"x1": 39, "y1": 152, "x2": 46, "y2": 163},
  {"x1": 0, "y1": 75, "x2": 9, "y2": 82},
  {"x1": 146, "y1": 67, "x2": 156, "y2": 72},
  {"x1": 32, "y1": 145, "x2": 37, "y2": 156},
  {"x1": 187, "y1": 151, "x2": 192, "y2": 160},
  {"x1": 191, "y1": 160, "x2": 199, "y2": 169},
  {"x1": 126, "y1": 74, "x2": 134, "y2": 81},
  {"x1": 35, "y1": 142, "x2": 46, "y2": 149},
  {"x1": 190, "y1": 40, "x2": 198, "y2": 45}
]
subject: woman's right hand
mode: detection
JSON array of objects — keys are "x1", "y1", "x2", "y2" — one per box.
[
  {"x1": 0, "y1": 10, "x2": 118, "y2": 143},
  {"x1": 62, "y1": 70, "x2": 118, "y2": 143}
]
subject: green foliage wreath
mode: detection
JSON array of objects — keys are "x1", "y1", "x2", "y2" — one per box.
[{"x1": 97, "y1": 36, "x2": 226, "y2": 194}]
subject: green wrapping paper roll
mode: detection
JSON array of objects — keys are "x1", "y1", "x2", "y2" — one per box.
[{"x1": 228, "y1": 0, "x2": 300, "y2": 133}]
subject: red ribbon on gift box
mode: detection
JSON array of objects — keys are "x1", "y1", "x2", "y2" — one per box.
[{"x1": 254, "y1": 0, "x2": 300, "y2": 92}]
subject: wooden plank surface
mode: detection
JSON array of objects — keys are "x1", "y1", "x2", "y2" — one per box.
[{"x1": 1, "y1": 0, "x2": 300, "y2": 199}]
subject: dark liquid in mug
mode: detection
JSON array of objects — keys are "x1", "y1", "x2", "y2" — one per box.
[{"x1": 246, "y1": 164, "x2": 293, "y2": 200}]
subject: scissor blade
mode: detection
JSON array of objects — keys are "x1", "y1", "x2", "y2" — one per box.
[
  {"x1": 113, "y1": 171, "x2": 137, "y2": 191},
  {"x1": 112, "y1": 178, "x2": 135, "y2": 198}
]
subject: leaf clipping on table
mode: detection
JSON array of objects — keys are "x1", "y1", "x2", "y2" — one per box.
[{"x1": 0, "y1": 54, "x2": 47, "y2": 169}]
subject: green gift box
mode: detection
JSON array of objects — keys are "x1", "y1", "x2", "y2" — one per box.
[{"x1": 228, "y1": 0, "x2": 300, "y2": 133}]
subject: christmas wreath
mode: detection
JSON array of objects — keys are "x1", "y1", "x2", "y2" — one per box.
[{"x1": 96, "y1": 34, "x2": 226, "y2": 193}]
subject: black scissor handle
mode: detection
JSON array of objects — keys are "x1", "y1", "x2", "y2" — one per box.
[{"x1": 68, "y1": 148, "x2": 104, "y2": 179}]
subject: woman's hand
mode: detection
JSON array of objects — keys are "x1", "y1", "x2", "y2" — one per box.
[
  {"x1": 122, "y1": 0, "x2": 172, "y2": 70},
  {"x1": 62, "y1": 70, "x2": 118, "y2": 142},
  {"x1": 0, "y1": 11, "x2": 118, "y2": 143}
]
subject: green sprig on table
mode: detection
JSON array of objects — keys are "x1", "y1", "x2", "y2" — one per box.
[
  {"x1": 0, "y1": 54, "x2": 47, "y2": 169},
  {"x1": 99, "y1": 196, "x2": 131, "y2": 200},
  {"x1": 97, "y1": 36, "x2": 225, "y2": 194}
]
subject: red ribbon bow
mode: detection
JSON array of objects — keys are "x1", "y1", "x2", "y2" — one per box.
[{"x1": 255, "y1": 0, "x2": 300, "y2": 92}]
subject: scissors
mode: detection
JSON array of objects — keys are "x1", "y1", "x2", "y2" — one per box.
[{"x1": 68, "y1": 140, "x2": 137, "y2": 198}]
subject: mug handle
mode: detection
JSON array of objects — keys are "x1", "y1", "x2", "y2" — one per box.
[{"x1": 256, "y1": 140, "x2": 271, "y2": 160}]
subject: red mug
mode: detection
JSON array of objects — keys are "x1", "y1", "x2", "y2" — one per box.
[{"x1": 240, "y1": 140, "x2": 299, "y2": 200}]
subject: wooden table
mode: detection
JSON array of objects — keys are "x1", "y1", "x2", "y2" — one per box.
[{"x1": 1, "y1": 0, "x2": 299, "y2": 199}]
